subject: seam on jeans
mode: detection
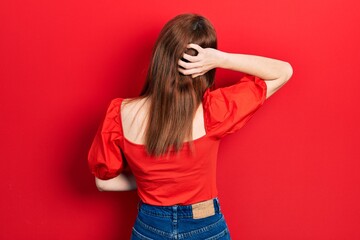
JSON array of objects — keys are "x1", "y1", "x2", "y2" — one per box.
[
  {"x1": 136, "y1": 217, "x2": 172, "y2": 238},
  {"x1": 205, "y1": 228, "x2": 229, "y2": 240},
  {"x1": 178, "y1": 214, "x2": 224, "y2": 239},
  {"x1": 139, "y1": 208, "x2": 172, "y2": 218},
  {"x1": 140, "y1": 208, "x2": 193, "y2": 218},
  {"x1": 132, "y1": 227, "x2": 154, "y2": 240}
]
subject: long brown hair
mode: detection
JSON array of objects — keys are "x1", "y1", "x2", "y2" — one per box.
[{"x1": 126, "y1": 13, "x2": 217, "y2": 157}]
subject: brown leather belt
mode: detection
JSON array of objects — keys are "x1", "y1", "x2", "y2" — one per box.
[{"x1": 191, "y1": 198, "x2": 215, "y2": 219}]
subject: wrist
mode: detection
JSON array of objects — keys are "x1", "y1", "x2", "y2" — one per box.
[{"x1": 214, "y1": 50, "x2": 229, "y2": 69}]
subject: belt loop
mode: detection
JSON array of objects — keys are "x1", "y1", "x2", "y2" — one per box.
[{"x1": 215, "y1": 197, "x2": 221, "y2": 213}]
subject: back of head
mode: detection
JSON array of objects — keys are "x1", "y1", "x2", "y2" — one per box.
[{"x1": 140, "y1": 13, "x2": 217, "y2": 157}]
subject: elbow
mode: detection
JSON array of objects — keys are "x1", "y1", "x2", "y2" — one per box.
[
  {"x1": 283, "y1": 62, "x2": 293, "y2": 82},
  {"x1": 276, "y1": 62, "x2": 293, "y2": 84},
  {"x1": 95, "y1": 177, "x2": 105, "y2": 191}
]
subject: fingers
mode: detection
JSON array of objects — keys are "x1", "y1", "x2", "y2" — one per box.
[
  {"x1": 180, "y1": 43, "x2": 204, "y2": 63},
  {"x1": 178, "y1": 43, "x2": 206, "y2": 77},
  {"x1": 182, "y1": 53, "x2": 200, "y2": 62},
  {"x1": 192, "y1": 72, "x2": 206, "y2": 78},
  {"x1": 178, "y1": 58, "x2": 204, "y2": 76},
  {"x1": 187, "y1": 43, "x2": 203, "y2": 53},
  {"x1": 178, "y1": 66, "x2": 203, "y2": 76},
  {"x1": 178, "y1": 59, "x2": 202, "y2": 69},
  {"x1": 178, "y1": 63, "x2": 207, "y2": 78}
]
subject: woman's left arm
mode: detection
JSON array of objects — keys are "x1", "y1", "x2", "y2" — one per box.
[{"x1": 95, "y1": 173, "x2": 137, "y2": 191}]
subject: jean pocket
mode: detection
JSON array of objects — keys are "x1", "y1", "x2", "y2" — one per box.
[
  {"x1": 132, "y1": 214, "x2": 171, "y2": 240},
  {"x1": 178, "y1": 214, "x2": 230, "y2": 240},
  {"x1": 205, "y1": 227, "x2": 231, "y2": 240},
  {"x1": 131, "y1": 227, "x2": 154, "y2": 240}
]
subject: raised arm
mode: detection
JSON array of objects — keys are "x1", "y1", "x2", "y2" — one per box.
[{"x1": 178, "y1": 43, "x2": 293, "y2": 98}]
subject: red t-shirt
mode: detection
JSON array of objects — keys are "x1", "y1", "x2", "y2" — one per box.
[{"x1": 87, "y1": 74, "x2": 267, "y2": 206}]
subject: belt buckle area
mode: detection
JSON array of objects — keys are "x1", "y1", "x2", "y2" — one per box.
[{"x1": 191, "y1": 199, "x2": 215, "y2": 219}]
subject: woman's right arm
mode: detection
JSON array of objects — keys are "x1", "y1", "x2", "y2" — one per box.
[
  {"x1": 178, "y1": 43, "x2": 293, "y2": 99},
  {"x1": 95, "y1": 173, "x2": 137, "y2": 191}
]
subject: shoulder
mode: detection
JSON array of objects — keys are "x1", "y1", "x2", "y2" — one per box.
[
  {"x1": 103, "y1": 98, "x2": 123, "y2": 120},
  {"x1": 120, "y1": 97, "x2": 150, "y2": 113},
  {"x1": 108, "y1": 97, "x2": 124, "y2": 108},
  {"x1": 105, "y1": 96, "x2": 149, "y2": 122},
  {"x1": 107, "y1": 97, "x2": 140, "y2": 114}
]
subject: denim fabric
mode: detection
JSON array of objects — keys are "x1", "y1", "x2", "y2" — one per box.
[{"x1": 131, "y1": 197, "x2": 231, "y2": 240}]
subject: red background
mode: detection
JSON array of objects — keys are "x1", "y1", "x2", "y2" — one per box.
[{"x1": 1, "y1": 0, "x2": 359, "y2": 239}]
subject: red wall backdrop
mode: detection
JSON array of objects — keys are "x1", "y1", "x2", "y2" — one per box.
[{"x1": 1, "y1": 0, "x2": 359, "y2": 239}]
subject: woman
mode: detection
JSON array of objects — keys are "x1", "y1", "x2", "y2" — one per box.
[{"x1": 88, "y1": 13, "x2": 292, "y2": 239}]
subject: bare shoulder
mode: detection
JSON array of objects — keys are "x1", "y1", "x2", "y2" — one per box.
[
  {"x1": 120, "y1": 97, "x2": 150, "y2": 144},
  {"x1": 121, "y1": 97, "x2": 149, "y2": 113}
]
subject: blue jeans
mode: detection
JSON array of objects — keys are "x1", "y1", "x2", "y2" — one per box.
[{"x1": 131, "y1": 197, "x2": 231, "y2": 239}]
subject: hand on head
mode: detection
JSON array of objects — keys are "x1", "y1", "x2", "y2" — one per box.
[{"x1": 178, "y1": 43, "x2": 220, "y2": 78}]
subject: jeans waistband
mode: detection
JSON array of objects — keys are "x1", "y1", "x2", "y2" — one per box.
[{"x1": 137, "y1": 197, "x2": 221, "y2": 219}]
